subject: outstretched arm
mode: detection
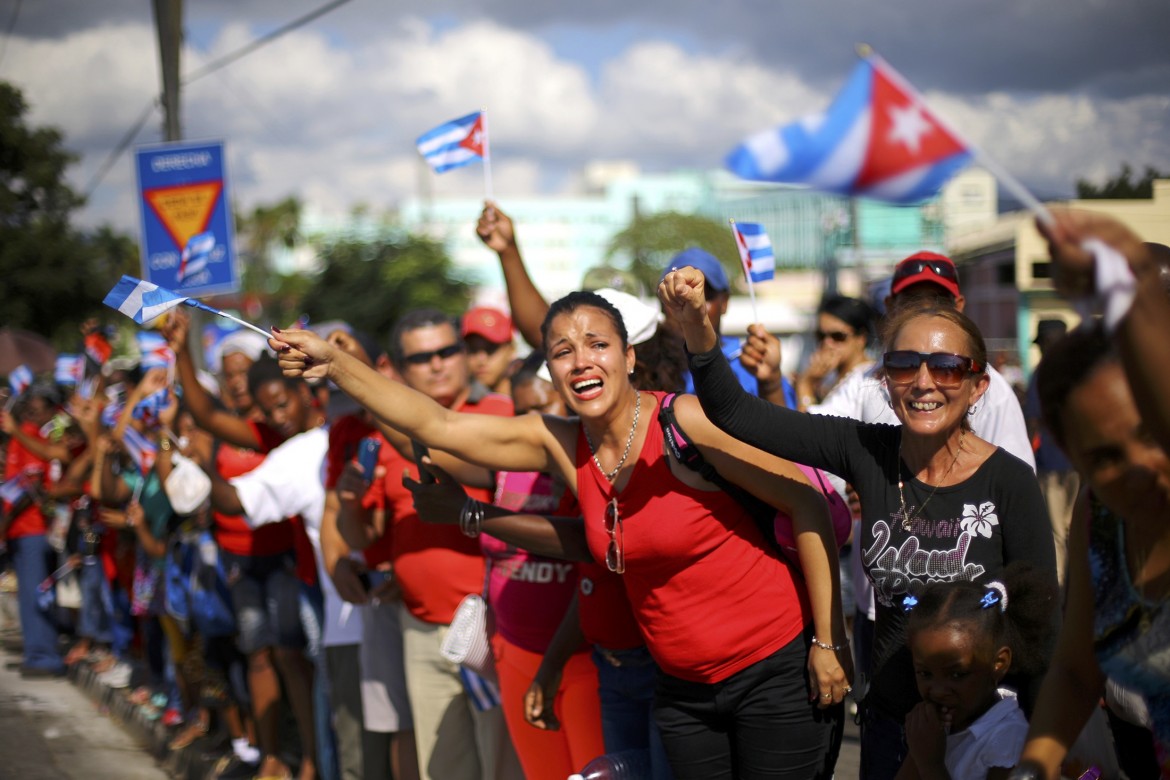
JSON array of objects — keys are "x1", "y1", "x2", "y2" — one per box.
[{"x1": 271, "y1": 328, "x2": 562, "y2": 476}]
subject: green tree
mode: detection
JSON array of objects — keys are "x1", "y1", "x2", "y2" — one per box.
[
  {"x1": 298, "y1": 234, "x2": 472, "y2": 340},
  {"x1": 1076, "y1": 164, "x2": 1168, "y2": 199},
  {"x1": 606, "y1": 211, "x2": 740, "y2": 293},
  {"x1": 0, "y1": 81, "x2": 136, "y2": 346}
]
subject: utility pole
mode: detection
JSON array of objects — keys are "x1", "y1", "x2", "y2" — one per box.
[{"x1": 152, "y1": 0, "x2": 183, "y2": 142}]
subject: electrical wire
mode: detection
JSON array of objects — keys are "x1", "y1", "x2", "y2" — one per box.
[{"x1": 83, "y1": 0, "x2": 355, "y2": 198}]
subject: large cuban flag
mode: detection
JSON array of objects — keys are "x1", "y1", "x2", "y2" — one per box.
[
  {"x1": 725, "y1": 54, "x2": 972, "y2": 204},
  {"x1": 416, "y1": 111, "x2": 487, "y2": 174},
  {"x1": 731, "y1": 222, "x2": 776, "y2": 284}
]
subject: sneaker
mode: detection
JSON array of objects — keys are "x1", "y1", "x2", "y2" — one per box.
[
  {"x1": 99, "y1": 661, "x2": 132, "y2": 689},
  {"x1": 162, "y1": 706, "x2": 184, "y2": 728}
]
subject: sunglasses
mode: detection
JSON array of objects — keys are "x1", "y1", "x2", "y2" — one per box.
[
  {"x1": 604, "y1": 497, "x2": 624, "y2": 574},
  {"x1": 402, "y1": 343, "x2": 464, "y2": 366},
  {"x1": 893, "y1": 259, "x2": 958, "y2": 284},
  {"x1": 882, "y1": 351, "x2": 983, "y2": 388},
  {"x1": 815, "y1": 329, "x2": 852, "y2": 343}
]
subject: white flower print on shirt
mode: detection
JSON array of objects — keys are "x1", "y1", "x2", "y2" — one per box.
[{"x1": 960, "y1": 502, "x2": 999, "y2": 538}]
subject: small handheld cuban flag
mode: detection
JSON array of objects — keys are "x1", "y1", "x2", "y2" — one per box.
[
  {"x1": 100, "y1": 397, "x2": 125, "y2": 429},
  {"x1": 0, "y1": 466, "x2": 41, "y2": 507},
  {"x1": 55, "y1": 354, "x2": 86, "y2": 386},
  {"x1": 120, "y1": 425, "x2": 158, "y2": 474},
  {"x1": 178, "y1": 231, "x2": 215, "y2": 283},
  {"x1": 133, "y1": 387, "x2": 170, "y2": 428},
  {"x1": 136, "y1": 331, "x2": 176, "y2": 373},
  {"x1": 416, "y1": 111, "x2": 487, "y2": 174},
  {"x1": 730, "y1": 221, "x2": 775, "y2": 284},
  {"x1": 103, "y1": 275, "x2": 271, "y2": 338},
  {"x1": 7, "y1": 364, "x2": 34, "y2": 396}
]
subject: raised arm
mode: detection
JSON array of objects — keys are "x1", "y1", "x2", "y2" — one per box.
[
  {"x1": 477, "y1": 202, "x2": 548, "y2": 349},
  {"x1": 1039, "y1": 208, "x2": 1170, "y2": 453},
  {"x1": 162, "y1": 308, "x2": 262, "y2": 450},
  {"x1": 271, "y1": 328, "x2": 561, "y2": 476}
]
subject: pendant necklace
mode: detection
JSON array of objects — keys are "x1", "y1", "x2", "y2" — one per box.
[
  {"x1": 898, "y1": 431, "x2": 965, "y2": 532},
  {"x1": 584, "y1": 390, "x2": 641, "y2": 483}
]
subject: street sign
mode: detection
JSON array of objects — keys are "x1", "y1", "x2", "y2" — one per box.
[{"x1": 135, "y1": 140, "x2": 239, "y2": 297}]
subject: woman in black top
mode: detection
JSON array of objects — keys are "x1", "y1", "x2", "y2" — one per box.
[{"x1": 660, "y1": 267, "x2": 1055, "y2": 780}]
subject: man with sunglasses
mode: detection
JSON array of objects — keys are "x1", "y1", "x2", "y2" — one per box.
[{"x1": 344, "y1": 308, "x2": 521, "y2": 780}]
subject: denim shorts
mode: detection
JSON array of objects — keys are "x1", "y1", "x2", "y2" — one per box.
[{"x1": 220, "y1": 549, "x2": 306, "y2": 654}]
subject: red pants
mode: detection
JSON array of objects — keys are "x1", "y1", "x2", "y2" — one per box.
[{"x1": 492, "y1": 632, "x2": 606, "y2": 779}]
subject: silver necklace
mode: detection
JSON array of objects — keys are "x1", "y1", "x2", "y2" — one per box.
[
  {"x1": 897, "y1": 431, "x2": 965, "y2": 531},
  {"x1": 584, "y1": 390, "x2": 641, "y2": 483}
]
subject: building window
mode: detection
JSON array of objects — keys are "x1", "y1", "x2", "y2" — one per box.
[
  {"x1": 1032, "y1": 261, "x2": 1052, "y2": 280},
  {"x1": 996, "y1": 262, "x2": 1016, "y2": 286}
]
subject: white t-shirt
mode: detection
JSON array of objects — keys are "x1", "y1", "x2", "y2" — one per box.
[
  {"x1": 231, "y1": 426, "x2": 362, "y2": 647},
  {"x1": 810, "y1": 363, "x2": 1036, "y2": 471},
  {"x1": 944, "y1": 688, "x2": 1028, "y2": 780}
]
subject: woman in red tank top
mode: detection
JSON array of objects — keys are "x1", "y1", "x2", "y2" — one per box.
[{"x1": 270, "y1": 291, "x2": 851, "y2": 779}]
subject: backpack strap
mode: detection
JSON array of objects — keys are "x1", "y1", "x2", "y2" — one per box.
[{"x1": 657, "y1": 393, "x2": 781, "y2": 552}]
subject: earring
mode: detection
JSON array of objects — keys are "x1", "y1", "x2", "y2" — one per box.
[{"x1": 967, "y1": 403, "x2": 977, "y2": 416}]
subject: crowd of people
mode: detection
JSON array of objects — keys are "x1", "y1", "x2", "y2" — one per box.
[{"x1": 0, "y1": 205, "x2": 1167, "y2": 780}]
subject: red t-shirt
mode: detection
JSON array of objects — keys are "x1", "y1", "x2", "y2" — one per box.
[
  {"x1": 212, "y1": 420, "x2": 295, "y2": 557},
  {"x1": 363, "y1": 391, "x2": 514, "y2": 625},
  {"x1": 4, "y1": 422, "x2": 50, "y2": 539},
  {"x1": 575, "y1": 391, "x2": 810, "y2": 684},
  {"x1": 575, "y1": 560, "x2": 645, "y2": 651}
]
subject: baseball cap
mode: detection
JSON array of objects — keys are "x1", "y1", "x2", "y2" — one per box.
[
  {"x1": 661, "y1": 248, "x2": 730, "y2": 292},
  {"x1": 461, "y1": 306, "x2": 513, "y2": 345},
  {"x1": 890, "y1": 251, "x2": 961, "y2": 299},
  {"x1": 1033, "y1": 319, "x2": 1068, "y2": 345},
  {"x1": 593, "y1": 288, "x2": 663, "y2": 346}
]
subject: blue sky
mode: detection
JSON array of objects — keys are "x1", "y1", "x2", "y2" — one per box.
[{"x1": 2, "y1": 0, "x2": 1167, "y2": 231}]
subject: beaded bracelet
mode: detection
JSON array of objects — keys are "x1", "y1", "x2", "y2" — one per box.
[{"x1": 810, "y1": 636, "x2": 845, "y2": 652}]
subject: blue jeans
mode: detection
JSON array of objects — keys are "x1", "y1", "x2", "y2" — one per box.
[
  {"x1": 10, "y1": 534, "x2": 64, "y2": 672},
  {"x1": 77, "y1": 555, "x2": 113, "y2": 643},
  {"x1": 593, "y1": 646, "x2": 674, "y2": 780},
  {"x1": 302, "y1": 581, "x2": 339, "y2": 780}
]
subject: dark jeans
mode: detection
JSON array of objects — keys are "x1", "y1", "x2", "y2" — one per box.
[
  {"x1": 654, "y1": 630, "x2": 842, "y2": 780},
  {"x1": 859, "y1": 704, "x2": 907, "y2": 780},
  {"x1": 593, "y1": 646, "x2": 674, "y2": 780},
  {"x1": 220, "y1": 549, "x2": 305, "y2": 654},
  {"x1": 10, "y1": 534, "x2": 64, "y2": 672},
  {"x1": 77, "y1": 555, "x2": 112, "y2": 644}
]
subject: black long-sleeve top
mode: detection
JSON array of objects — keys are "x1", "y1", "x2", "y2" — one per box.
[{"x1": 690, "y1": 345, "x2": 1055, "y2": 719}]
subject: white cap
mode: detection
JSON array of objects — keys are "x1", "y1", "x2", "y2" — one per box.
[{"x1": 593, "y1": 287, "x2": 662, "y2": 346}]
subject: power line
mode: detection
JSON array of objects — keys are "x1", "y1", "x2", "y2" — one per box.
[
  {"x1": 0, "y1": 0, "x2": 24, "y2": 73},
  {"x1": 83, "y1": 0, "x2": 356, "y2": 199}
]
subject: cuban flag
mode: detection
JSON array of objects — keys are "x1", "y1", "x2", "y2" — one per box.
[
  {"x1": 55, "y1": 354, "x2": 86, "y2": 386},
  {"x1": 121, "y1": 425, "x2": 158, "y2": 474},
  {"x1": 7, "y1": 364, "x2": 33, "y2": 396},
  {"x1": 84, "y1": 330, "x2": 113, "y2": 367},
  {"x1": 103, "y1": 275, "x2": 192, "y2": 326},
  {"x1": 133, "y1": 387, "x2": 170, "y2": 428},
  {"x1": 0, "y1": 466, "x2": 41, "y2": 507},
  {"x1": 100, "y1": 397, "x2": 125, "y2": 429},
  {"x1": 179, "y1": 231, "x2": 215, "y2": 283},
  {"x1": 416, "y1": 111, "x2": 487, "y2": 173},
  {"x1": 725, "y1": 53, "x2": 972, "y2": 204},
  {"x1": 136, "y1": 331, "x2": 175, "y2": 372},
  {"x1": 731, "y1": 222, "x2": 776, "y2": 283}
]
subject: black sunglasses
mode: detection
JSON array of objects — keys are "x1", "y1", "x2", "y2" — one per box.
[
  {"x1": 815, "y1": 329, "x2": 852, "y2": 343},
  {"x1": 402, "y1": 343, "x2": 464, "y2": 366},
  {"x1": 893, "y1": 259, "x2": 958, "y2": 283},
  {"x1": 882, "y1": 351, "x2": 983, "y2": 388}
]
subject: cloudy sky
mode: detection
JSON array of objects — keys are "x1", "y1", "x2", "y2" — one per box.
[{"x1": 3, "y1": 0, "x2": 1168, "y2": 233}]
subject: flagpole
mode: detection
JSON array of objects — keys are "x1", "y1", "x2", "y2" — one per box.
[
  {"x1": 481, "y1": 109, "x2": 494, "y2": 203},
  {"x1": 730, "y1": 220, "x2": 761, "y2": 323},
  {"x1": 857, "y1": 45, "x2": 1055, "y2": 227},
  {"x1": 183, "y1": 300, "x2": 272, "y2": 339}
]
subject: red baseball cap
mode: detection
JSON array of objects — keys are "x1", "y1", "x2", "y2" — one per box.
[
  {"x1": 890, "y1": 251, "x2": 961, "y2": 299},
  {"x1": 461, "y1": 306, "x2": 513, "y2": 345}
]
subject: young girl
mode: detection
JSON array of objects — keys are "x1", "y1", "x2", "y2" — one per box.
[{"x1": 898, "y1": 563, "x2": 1057, "y2": 780}]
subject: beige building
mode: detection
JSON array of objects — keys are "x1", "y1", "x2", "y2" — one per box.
[{"x1": 947, "y1": 179, "x2": 1170, "y2": 374}]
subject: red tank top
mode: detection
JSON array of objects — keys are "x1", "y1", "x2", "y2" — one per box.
[{"x1": 575, "y1": 391, "x2": 809, "y2": 684}]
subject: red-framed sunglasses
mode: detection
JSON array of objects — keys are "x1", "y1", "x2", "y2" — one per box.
[
  {"x1": 882, "y1": 351, "x2": 983, "y2": 388},
  {"x1": 604, "y1": 497, "x2": 624, "y2": 574}
]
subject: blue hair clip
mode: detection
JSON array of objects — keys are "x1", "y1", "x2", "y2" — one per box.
[
  {"x1": 982, "y1": 581, "x2": 1008, "y2": 612},
  {"x1": 902, "y1": 594, "x2": 919, "y2": 612},
  {"x1": 979, "y1": 591, "x2": 1000, "y2": 609}
]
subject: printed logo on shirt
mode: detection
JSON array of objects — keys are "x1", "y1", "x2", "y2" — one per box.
[
  {"x1": 863, "y1": 514, "x2": 991, "y2": 607},
  {"x1": 493, "y1": 560, "x2": 575, "y2": 585}
]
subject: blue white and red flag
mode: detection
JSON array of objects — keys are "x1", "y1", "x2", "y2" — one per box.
[
  {"x1": 100, "y1": 397, "x2": 125, "y2": 429},
  {"x1": 0, "y1": 466, "x2": 41, "y2": 507},
  {"x1": 136, "y1": 331, "x2": 176, "y2": 373},
  {"x1": 133, "y1": 387, "x2": 170, "y2": 428},
  {"x1": 179, "y1": 231, "x2": 215, "y2": 283},
  {"x1": 103, "y1": 275, "x2": 192, "y2": 326},
  {"x1": 55, "y1": 354, "x2": 86, "y2": 386},
  {"x1": 725, "y1": 54, "x2": 971, "y2": 204},
  {"x1": 731, "y1": 222, "x2": 776, "y2": 284},
  {"x1": 416, "y1": 112, "x2": 488, "y2": 174},
  {"x1": 120, "y1": 425, "x2": 158, "y2": 474},
  {"x1": 7, "y1": 364, "x2": 33, "y2": 397}
]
